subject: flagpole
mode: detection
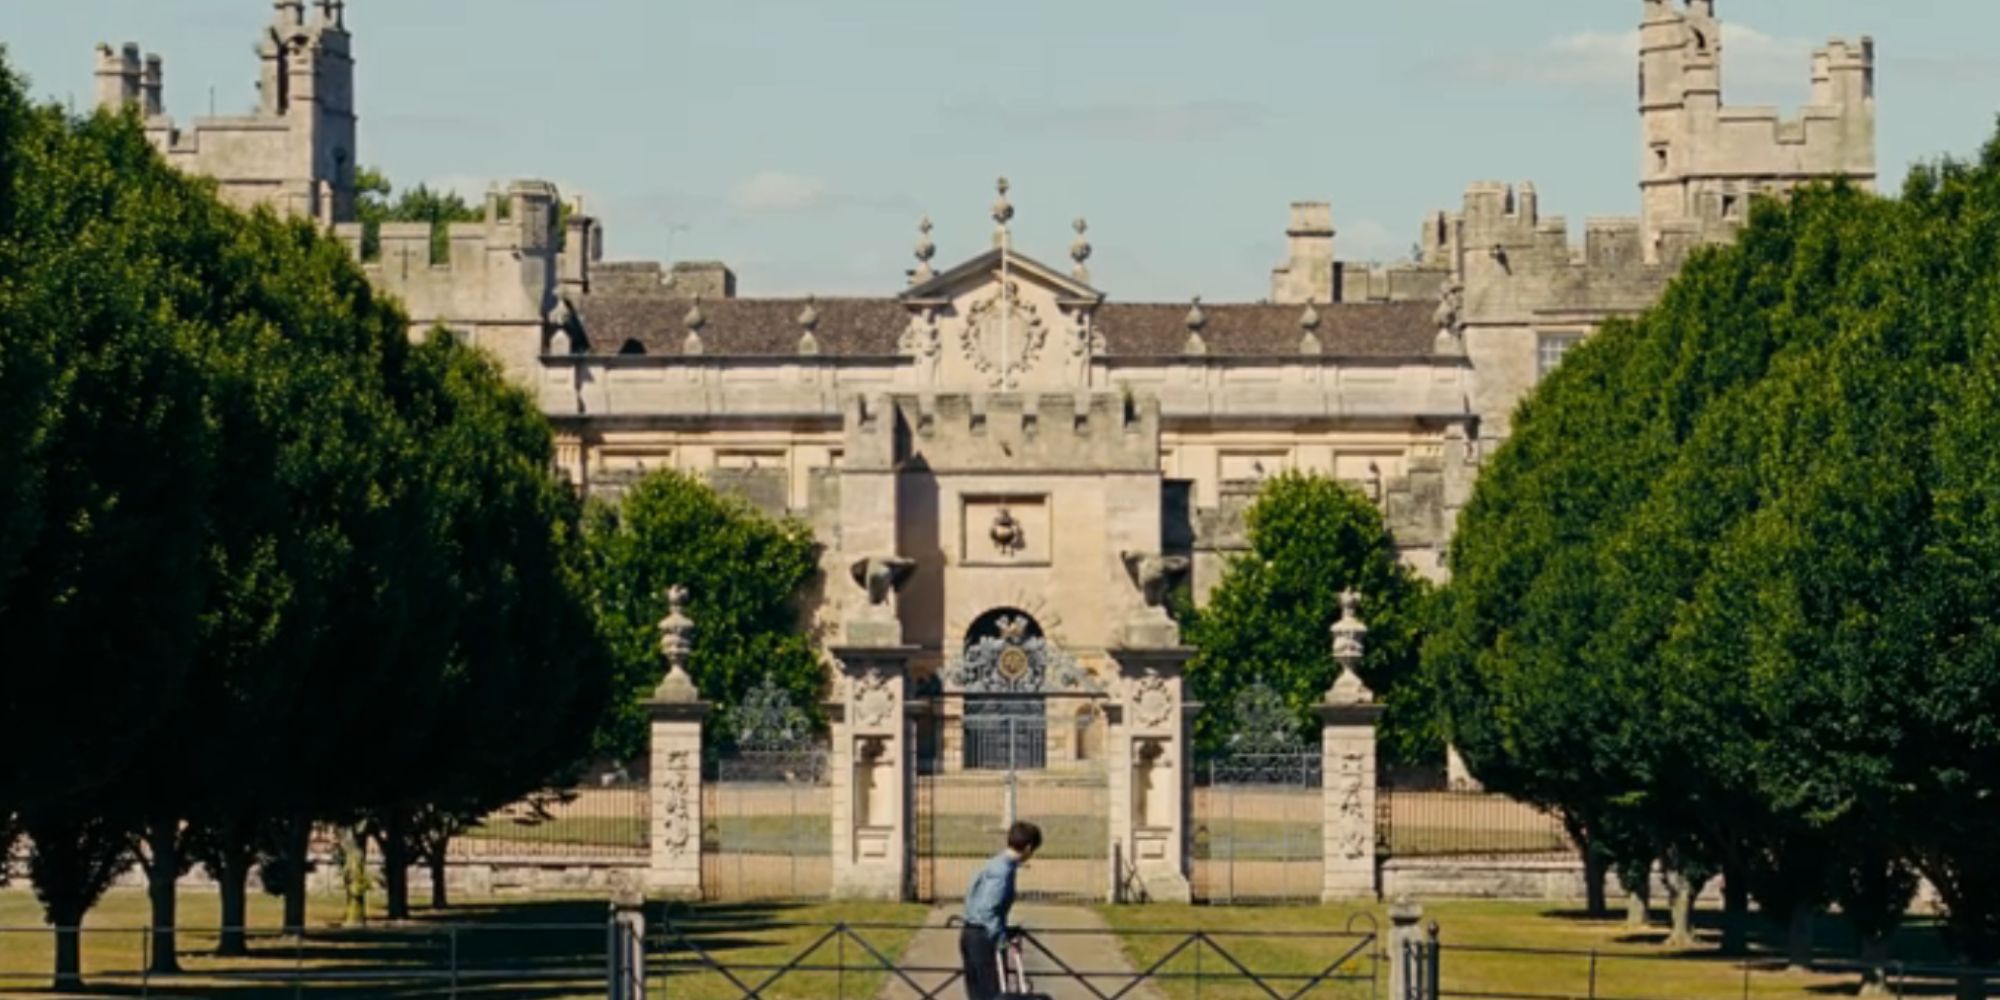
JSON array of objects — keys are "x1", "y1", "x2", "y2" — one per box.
[{"x1": 995, "y1": 177, "x2": 1012, "y2": 391}]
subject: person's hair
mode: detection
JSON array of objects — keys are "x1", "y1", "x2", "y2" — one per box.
[{"x1": 1007, "y1": 821, "x2": 1043, "y2": 853}]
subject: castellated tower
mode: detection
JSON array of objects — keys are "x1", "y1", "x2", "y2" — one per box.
[
  {"x1": 1638, "y1": 0, "x2": 1874, "y2": 259},
  {"x1": 97, "y1": 0, "x2": 357, "y2": 224}
]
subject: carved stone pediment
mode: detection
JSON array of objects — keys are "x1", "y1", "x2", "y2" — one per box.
[{"x1": 900, "y1": 248, "x2": 1102, "y2": 390}]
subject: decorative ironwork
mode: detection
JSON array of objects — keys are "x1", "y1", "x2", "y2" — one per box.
[
  {"x1": 944, "y1": 634, "x2": 1098, "y2": 694},
  {"x1": 1207, "y1": 680, "x2": 1320, "y2": 785},
  {"x1": 1223, "y1": 681, "x2": 1308, "y2": 756},
  {"x1": 731, "y1": 675, "x2": 813, "y2": 753}
]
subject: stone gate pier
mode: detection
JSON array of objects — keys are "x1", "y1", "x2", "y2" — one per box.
[{"x1": 1320, "y1": 590, "x2": 1382, "y2": 901}]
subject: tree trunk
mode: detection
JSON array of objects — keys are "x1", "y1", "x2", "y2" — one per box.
[
  {"x1": 1857, "y1": 933, "x2": 1889, "y2": 997},
  {"x1": 51, "y1": 918, "x2": 82, "y2": 993},
  {"x1": 428, "y1": 849, "x2": 449, "y2": 910},
  {"x1": 26, "y1": 815, "x2": 131, "y2": 994},
  {"x1": 280, "y1": 820, "x2": 308, "y2": 938},
  {"x1": 340, "y1": 827, "x2": 368, "y2": 927},
  {"x1": 1665, "y1": 870, "x2": 1701, "y2": 949},
  {"x1": 142, "y1": 816, "x2": 182, "y2": 974},
  {"x1": 216, "y1": 846, "x2": 251, "y2": 958},
  {"x1": 380, "y1": 810, "x2": 410, "y2": 921},
  {"x1": 1625, "y1": 888, "x2": 1650, "y2": 928},
  {"x1": 1720, "y1": 868, "x2": 1750, "y2": 955},
  {"x1": 1785, "y1": 906, "x2": 1815, "y2": 971},
  {"x1": 1583, "y1": 845, "x2": 1609, "y2": 917}
]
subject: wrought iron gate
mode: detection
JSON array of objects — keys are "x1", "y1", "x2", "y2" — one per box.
[
  {"x1": 911, "y1": 612, "x2": 1109, "y2": 903},
  {"x1": 1193, "y1": 680, "x2": 1325, "y2": 902},
  {"x1": 963, "y1": 699, "x2": 1046, "y2": 770},
  {"x1": 702, "y1": 677, "x2": 830, "y2": 899}
]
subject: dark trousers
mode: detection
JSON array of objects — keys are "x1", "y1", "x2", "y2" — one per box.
[{"x1": 960, "y1": 924, "x2": 1002, "y2": 1000}]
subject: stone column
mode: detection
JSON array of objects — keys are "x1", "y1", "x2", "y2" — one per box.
[
  {"x1": 1321, "y1": 589, "x2": 1383, "y2": 902},
  {"x1": 828, "y1": 643, "x2": 914, "y2": 900},
  {"x1": 646, "y1": 585, "x2": 709, "y2": 900},
  {"x1": 1107, "y1": 645, "x2": 1194, "y2": 904}
]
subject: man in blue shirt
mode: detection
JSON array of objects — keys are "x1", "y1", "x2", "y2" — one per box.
[{"x1": 960, "y1": 821, "x2": 1042, "y2": 1000}]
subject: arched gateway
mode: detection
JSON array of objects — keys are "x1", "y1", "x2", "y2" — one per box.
[{"x1": 948, "y1": 609, "x2": 1100, "y2": 771}]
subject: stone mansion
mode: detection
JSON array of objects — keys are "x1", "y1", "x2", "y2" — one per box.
[{"x1": 95, "y1": 0, "x2": 1875, "y2": 743}]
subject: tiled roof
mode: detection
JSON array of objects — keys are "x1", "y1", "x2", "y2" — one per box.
[
  {"x1": 573, "y1": 296, "x2": 906, "y2": 356},
  {"x1": 1093, "y1": 301, "x2": 1435, "y2": 358},
  {"x1": 570, "y1": 295, "x2": 1435, "y2": 358}
]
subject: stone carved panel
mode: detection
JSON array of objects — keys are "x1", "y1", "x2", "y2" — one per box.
[
  {"x1": 853, "y1": 668, "x2": 896, "y2": 729},
  {"x1": 855, "y1": 736, "x2": 894, "y2": 829},
  {"x1": 961, "y1": 283, "x2": 1048, "y2": 389},
  {"x1": 1330, "y1": 746, "x2": 1371, "y2": 861},
  {"x1": 900, "y1": 309, "x2": 942, "y2": 383},
  {"x1": 961, "y1": 495, "x2": 1051, "y2": 566},
  {"x1": 1131, "y1": 674, "x2": 1174, "y2": 729},
  {"x1": 660, "y1": 749, "x2": 695, "y2": 857},
  {"x1": 1134, "y1": 738, "x2": 1173, "y2": 829}
]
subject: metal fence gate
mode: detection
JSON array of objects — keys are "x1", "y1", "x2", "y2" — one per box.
[
  {"x1": 701, "y1": 678, "x2": 831, "y2": 899},
  {"x1": 1193, "y1": 680, "x2": 1326, "y2": 902},
  {"x1": 911, "y1": 617, "x2": 1112, "y2": 903}
]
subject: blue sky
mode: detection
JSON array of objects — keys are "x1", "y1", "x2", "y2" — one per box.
[{"x1": 6, "y1": 2, "x2": 1997, "y2": 301}]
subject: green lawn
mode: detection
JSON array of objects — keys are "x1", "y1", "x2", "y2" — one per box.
[
  {"x1": 652, "y1": 901, "x2": 926, "y2": 1000},
  {"x1": 0, "y1": 887, "x2": 925, "y2": 999},
  {"x1": 1097, "y1": 900, "x2": 1980, "y2": 1000},
  {"x1": 461, "y1": 812, "x2": 1568, "y2": 863}
]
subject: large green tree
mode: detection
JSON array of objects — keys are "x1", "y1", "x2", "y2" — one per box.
[
  {"x1": 0, "y1": 53, "x2": 612, "y2": 980},
  {"x1": 1432, "y1": 129, "x2": 2000, "y2": 986},
  {"x1": 365, "y1": 334, "x2": 610, "y2": 918},
  {"x1": 584, "y1": 470, "x2": 823, "y2": 760},
  {"x1": 1183, "y1": 472, "x2": 1432, "y2": 763}
]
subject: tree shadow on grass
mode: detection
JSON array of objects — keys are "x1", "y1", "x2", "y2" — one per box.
[
  {"x1": 1542, "y1": 905, "x2": 1969, "y2": 970},
  {"x1": 20, "y1": 899, "x2": 843, "y2": 999}
]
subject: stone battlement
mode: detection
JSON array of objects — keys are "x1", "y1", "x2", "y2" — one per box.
[
  {"x1": 843, "y1": 392, "x2": 1161, "y2": 473},
  {"x1": 1640, "y1": 1, "x2": 1874, "y2": 254},
  {"x1": 330, "y1": 181, "x2": 562, "y2": 329}
]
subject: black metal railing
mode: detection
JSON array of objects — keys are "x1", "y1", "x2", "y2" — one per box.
[
  {"x1": 1376, "y1": 785, "x2": 1572, "y2": 859},
  {"x1": 451, "y1": 782, "x2": 651, "y2": 859},
  {"x1": 655, "y1": 918, "x2": 1379, "y2": 1000},
  {"x1": 1429, "y1": 941, "x2": 2000, "y2": 1000}
]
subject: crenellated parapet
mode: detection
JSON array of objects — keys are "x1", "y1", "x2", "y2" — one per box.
[
  {"x1": 843, "y1": 392, "x2": 1161, "y2": 475},
  {"x1": 1639, "y1": 0, "x2": 1875, "y2": 256},
  {"x1": 331, "y1": 180, "x2": 562, "y2": 337},
  {"x1": 102, "y1": 1, "x2": 356, "y2": 225}
]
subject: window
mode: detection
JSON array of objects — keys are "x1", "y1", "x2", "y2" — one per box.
[{"x1": 1538, "y1": 333, "x2": 1585, "y2": 379}]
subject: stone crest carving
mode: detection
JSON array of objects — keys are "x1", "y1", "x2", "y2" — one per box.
[
  {"x1": 899, "y1": 308, "x2": 942, "y2": 381},
  {"x1": 854, "y1": 668, "x2": 896, "y2": 728},
  {"x1": 989, "y1": 508, "x2": 1025, "y2": 557},
  {"x1": 1132, "y1": 673, "x2": 1174, "y2": 728},
  {"x1": 659, "y1": 748, "x2": 694, "y2": 856},
  {"x1": 962, "y1": 283, "x2": 1047, "y2": 389}
]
